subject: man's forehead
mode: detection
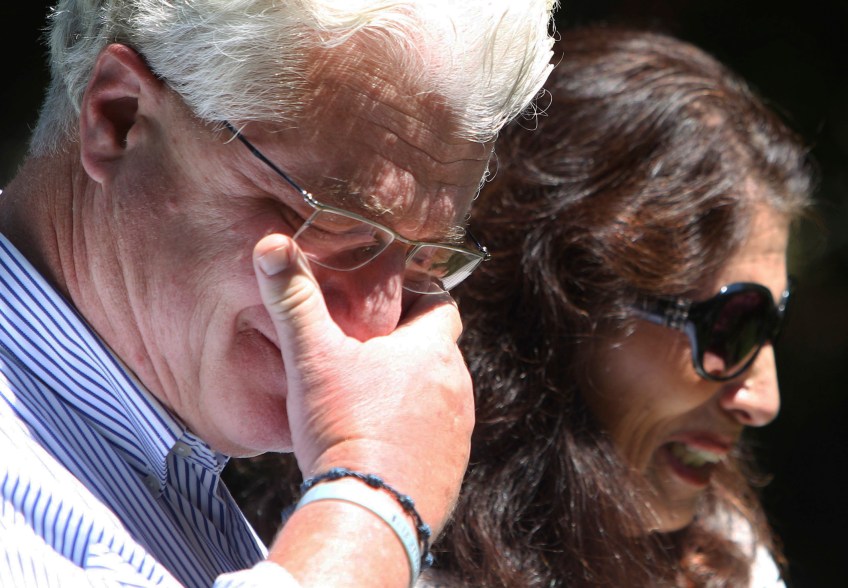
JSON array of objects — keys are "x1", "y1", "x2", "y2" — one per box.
[
  {"x1": 302, "y1": 40, "x2": 493, "y2": 166},
  {"x1": 285, "y1": 42, "x2": 493, "y2": 242}
]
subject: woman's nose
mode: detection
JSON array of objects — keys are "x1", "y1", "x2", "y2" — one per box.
[{"x1": 718, "y1": 343, "x2": 781, "y2": 427}]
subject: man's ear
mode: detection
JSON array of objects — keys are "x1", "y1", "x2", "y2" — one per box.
[{"x1": 79, "y1": 44, "x2": 166, "y2": 183}]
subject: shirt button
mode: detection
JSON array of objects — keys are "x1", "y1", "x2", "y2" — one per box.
[
  {"x1": 144, "y1": 474, "x2": 159, "y2": 493},
  {"x1": 173, "y1": 441, "x2": 193, "y2": 457}
]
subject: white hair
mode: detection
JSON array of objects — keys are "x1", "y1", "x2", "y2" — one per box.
[{"x1": 31, "y1": 0, "x2": 558, "y2": 154}]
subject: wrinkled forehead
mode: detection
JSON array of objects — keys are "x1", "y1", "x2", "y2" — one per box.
[
  {"x1": 303, "y1": 26, "x2": 453, "y2": 130},
  {"x1": 289, "y1": 40, "x2": 494, "y2": 238}
]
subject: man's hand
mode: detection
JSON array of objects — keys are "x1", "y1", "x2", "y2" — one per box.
[{"x1": 253, "y1": 233, "x2": 474, "y2": 586}]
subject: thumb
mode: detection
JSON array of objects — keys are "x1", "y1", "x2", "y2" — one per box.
[{"x1": 253, "y1": 233, "x2": 335, "y2": 360}]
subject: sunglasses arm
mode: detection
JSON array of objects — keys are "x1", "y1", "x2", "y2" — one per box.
[{"x1": 631, "y1": 298, "x2": 692, "y2": 332}]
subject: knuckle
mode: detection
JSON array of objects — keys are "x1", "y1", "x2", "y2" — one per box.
[{"x1": 263, "y1": 278, "x2": 315, "y2": 321}]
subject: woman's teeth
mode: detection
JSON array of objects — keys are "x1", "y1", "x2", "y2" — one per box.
[{"x1": 669, "y1": 442, "x2": 724, "y2": 468}]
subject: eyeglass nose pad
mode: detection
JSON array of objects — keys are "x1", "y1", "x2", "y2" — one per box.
[{"x1": 291, "y1": 211, "x2": 320, "y2": 241}]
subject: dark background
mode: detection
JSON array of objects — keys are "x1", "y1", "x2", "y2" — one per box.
[{"x1": 3, "y1": 2, "x2": 846, "y2": 586}]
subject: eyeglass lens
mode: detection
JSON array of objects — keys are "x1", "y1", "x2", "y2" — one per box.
[
  {"x1": 695, "y1": 289, "x2": 776, "y2": 379},
  {"x1": 405, "y1": 245, "x2": 484, "y2": 293},
  {"x1": 292, "y1": 209, "x2": 482, "y2": 294},
  {"x1": 292, "y1": 209, "x2": 394, "y2": 271}
]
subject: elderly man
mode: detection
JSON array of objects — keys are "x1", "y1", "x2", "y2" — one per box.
[{"x1": 0, "y1": 1, "x2": 556, "y2": 587}]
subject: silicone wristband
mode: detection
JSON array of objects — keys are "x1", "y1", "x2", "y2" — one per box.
[{"x1": 296, "y1": 479, "x2": 421, "y2": 585}]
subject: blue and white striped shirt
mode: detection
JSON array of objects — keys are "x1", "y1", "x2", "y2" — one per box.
[{"x1": 0, "y1": 234, "x2": 298, "y2": 587}]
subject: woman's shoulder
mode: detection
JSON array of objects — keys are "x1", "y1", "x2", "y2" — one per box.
[
  {"x1": 750, "y1": 543, "x2": 786, "y2": 588},
  {"x1": 707, "y1": 506, "x2": 786, "y2": 588}
]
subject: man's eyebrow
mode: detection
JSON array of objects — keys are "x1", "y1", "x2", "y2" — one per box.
[
  {"x1": 315, "y1": 177, "x2": 469, "y2": 244},
  {"x1": 236, "y1": 141, "x2": 471, "y2": 246}
]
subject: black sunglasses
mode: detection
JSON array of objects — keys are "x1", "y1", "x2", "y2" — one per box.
[{"x1": 632, "y1": 279, "x2": 794, "y2": 381}]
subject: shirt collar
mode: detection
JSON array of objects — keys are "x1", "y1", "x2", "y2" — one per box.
[{"x1": 0, "y1": 234, "x2": 227, "y2": 491}]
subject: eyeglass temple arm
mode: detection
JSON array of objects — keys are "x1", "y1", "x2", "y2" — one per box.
[
  {"x1": 632, "y1": 298, "x2": 692, "y2": 331},
  {"x1": 224, "y1": 121, "x2": 490, "y2": 262},
  {"x1": 466, "y1": 230, "x2": 491, "y2": 260},
  {"x1": 222, "y1": 121, "x2": 309, "y2": 199}
]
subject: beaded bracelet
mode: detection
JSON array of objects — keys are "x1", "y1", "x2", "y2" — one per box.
[{"x1": 300, "y1": 467, "x2": 433, "y2": 569}]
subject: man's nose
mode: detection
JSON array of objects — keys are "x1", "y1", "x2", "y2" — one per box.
[
  {"x1": 314, "y1": 245, "x2": 408, "y2": 341},
  {"x1": 718, "y1": 343, "x2": 781, "y2": 427}
]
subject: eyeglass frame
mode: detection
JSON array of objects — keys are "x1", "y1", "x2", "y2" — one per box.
[
  {"x1": 222, "y1": 121, "x2": 491, "y2": 294},
  {"x1": 631, "y1": 279, "x2": 794, "y2": 382}
]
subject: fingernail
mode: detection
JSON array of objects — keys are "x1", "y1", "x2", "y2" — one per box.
[{"x1": 258, "y1": 246, "x2": 292, "y2": 276}]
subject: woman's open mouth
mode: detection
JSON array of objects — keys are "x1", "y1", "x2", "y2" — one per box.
[{"x1": 663, "y1": 441, "x2": 725, "y2": 487}]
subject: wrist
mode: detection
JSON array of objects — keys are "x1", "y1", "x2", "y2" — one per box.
[
  {"x1": 305, "y1": 440, "x2": 466, "y2": 536},
  {"x1": 268, "y1": 497, "x2": 411, "y2": 588},
  {"x1": 297, "y1": 476, "x2": 425, "y2": 584}
]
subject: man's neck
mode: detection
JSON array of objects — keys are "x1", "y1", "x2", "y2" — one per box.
[{"x1": 0, "y1": 146, "x2": 90, "y2": 301}]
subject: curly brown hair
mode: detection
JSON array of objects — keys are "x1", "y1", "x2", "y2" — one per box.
[{"x1": 432, "y1": 26, "x2": 813, "y2": 588}]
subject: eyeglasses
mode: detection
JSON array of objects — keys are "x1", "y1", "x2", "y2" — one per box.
[
  {"x1": 223, "y1": 122, "x2": 490, "y2": 294},
  {"x1": 632, "y1": 280, "x2": 794, "y2": 381}
]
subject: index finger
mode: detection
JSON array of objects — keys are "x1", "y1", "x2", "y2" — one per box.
[{"x1": 396, "y1": 290, "x2": 464, "y2": 344}]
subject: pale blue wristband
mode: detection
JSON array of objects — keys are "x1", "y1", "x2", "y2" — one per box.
[{"x1": 296, "y1": 479, "x2": 421, "y2": 585}]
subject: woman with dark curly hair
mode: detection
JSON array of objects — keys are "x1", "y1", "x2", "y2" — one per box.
[{"x1": 422, "y1": 26, "x2": 813, "y2": 587}]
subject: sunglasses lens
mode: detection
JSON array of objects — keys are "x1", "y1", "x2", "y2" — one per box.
[{"x1": 697, "y1": 289, "x2": 773, "y2": 378}]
